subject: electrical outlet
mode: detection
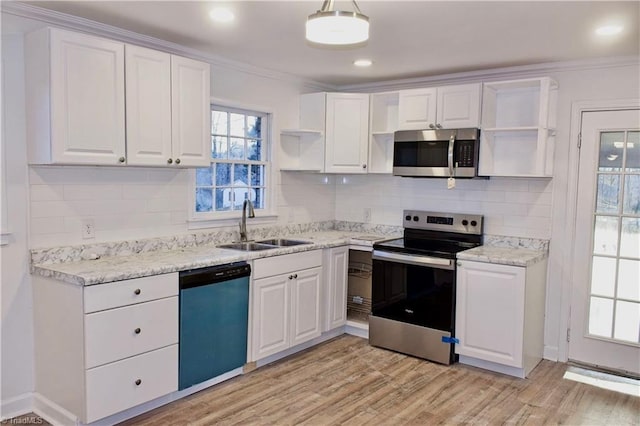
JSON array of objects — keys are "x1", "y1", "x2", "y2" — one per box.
[
  {"x1": 352, "y1": 296, "x2": 364, "y2": 304},
  {"x1": 81, "y1": 219, "x2": 95, "y2": 239},
  {"x1": 363, "y1": 208, "x2": 371, "y2": 223}
]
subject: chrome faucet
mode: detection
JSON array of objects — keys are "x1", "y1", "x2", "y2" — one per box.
[{"x1": 239, "y1": 199, "x2": 255, "y2": 242}]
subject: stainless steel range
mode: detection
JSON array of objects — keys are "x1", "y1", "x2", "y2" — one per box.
[{"x1": 370, "y1": 210, "x2": 483, "y2": 364}]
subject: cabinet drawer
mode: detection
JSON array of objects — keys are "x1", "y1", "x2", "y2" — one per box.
[
  {"x1": 253, "y1": 250, "x2": 322, "y2": 280},
  {"x1": 85, "y1": 344, "x2": 178, "y2": 423},
  {"x1": 85, "y1": 296, "x2": 178, "y2": 368},
  {"x1": 84, "y1": 273, "x2": 178, "y2": 313}
]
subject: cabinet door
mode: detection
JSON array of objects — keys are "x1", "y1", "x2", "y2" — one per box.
[
  {"x1": 436, "y1": 83, "x2": 481, "y2": 128},
  {"x1": 125, "y1": 45, "x2": 172, "y2": 166},
  {"x1": 456, "y1": 260, "x2": 526, "y2": 367},
  {"x1": 398, "y1": 88, "x2": 437, "y2": 130},
  {"x1": 290, "y1": 267, "x2": 322, "y2": 347},
  {"x1": 49, "y1": 29, "x2": 126, "y2": 164},
  {"x1": 170, "y1": 55, "x2": 211, "y2": 167},
  {"x1": 324, "y1": 93, "x2": 369, "y2": 173},
  {"x1": 252, "y1": 275, "x2": 290, "y2": 360},
  {"x1": 324, "y1": 247, "x2": 348, "y2": 331}
]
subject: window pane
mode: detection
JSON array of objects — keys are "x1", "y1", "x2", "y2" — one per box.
[
  {"x1": 211, "y1": 111, "x2": 227, "y2": 135},
  {"x1": 234, "y1": 164, "x2": 248, "y2": 186},
  {"x1": 233, "y1": 188, "x2": 250, "y2": 209},
  {"x1": 251, "y1": 165, "x2": 264, "y2": 186},
  {"x1": 623, "y1": 175, "x2": 640, "y2": 214},
  {"x1": 229, "y1": 113, "x2": 244, "y2": 137},
  {"x1": 594, "y1": 216, "x2": 619, "y2": 256},
  {"x1": 613, "y1": 301, "x2": 640, "y2": 343},
  {"x1": 599, "y1": 132, "x2": 625, "y2": 171},
  {"x1": 626, "y1": 131, "x2": 640, "y2": 172},
  {"x1": 247, "y1": 139, "x2": 262, "y2": 161},
  {"x1": 212, "y1": 136, "x2": 227, "y2": 159},
  {"x1": 216, "y1": 188, "x2": 231, "y2": 211},
  {"x1": 195, "y1": 188, "x2": 213, "y2": 212},
  {"x1": 195, "y1": 167, "x2": 212, "y2": 186},
  {"x1": 591, "y1": 256, "x2": 616, "y2": 297},
  {"x1": 229, "y1": 138, "x2": 245, "y2": 160},
  {"x1": 588, "y1": 296, "x2": 613, "y2": 338},
  {"x1": 620, "y1": 218, "x2": 640, "y2": 258},
  {"x1": 618, "y1": 259, "x2": 640, "y2": 301},
  {"x1": 596, "y1": 174, "x2": 620, "y2": 214},
  {"x1": 247, "y1": 116, "x2": 262, "y2": 138},
  {"x1": 215, "y1": 163, "x2": 231, "y2": 186},
  {"x1": 253, "y1": 187, "x2": 265, "y2": 209}
]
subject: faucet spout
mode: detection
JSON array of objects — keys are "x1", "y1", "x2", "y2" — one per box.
[{"x1": 239, "y1": 199, "x2": 255, "y2": 242}]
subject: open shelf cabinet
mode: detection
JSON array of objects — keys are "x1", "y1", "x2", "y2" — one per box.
[{"x1": 368, "y1": 91, "x2": 399, "y2": 174}]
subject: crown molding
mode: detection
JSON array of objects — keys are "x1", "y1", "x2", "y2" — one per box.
[
  {"x1": 338, "y1": 56, "x2": 640, "y2": 92},
  {"x1": 1, "y1": 2, "x2": 336, "y2": 91}
]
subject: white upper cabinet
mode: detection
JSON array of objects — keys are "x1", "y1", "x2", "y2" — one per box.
[
  {"x1": 398, "y1": 84, "x2": 481, "y2": 130},
  {"x1": 26, "y1": 27, "x2": 211, "y2": 167},
  {"x1": 280, "y1": 92, "x2": 369, "y2": 173},
  {"x1": 325, "y1": 93, "x2": 370, "y2": 173},
  {"x1": 125, "y1": 45, "x2": 172, "y2": 166},
  {"x1": 170, "y1": 55, "x2": 211, "y2": 167},
  {"x1": 479, "y1": 77, "x2": 558, "y2": 177},
  {"x1": 26, "y1": 28, "x2": 126, "y2": 165}
]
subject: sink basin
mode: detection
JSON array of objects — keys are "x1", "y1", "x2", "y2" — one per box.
[
  {"x1": 218, "y1": 242, "x2": 277, "y2": 251},
  {"x1": 256, "y1": 238, "x2": 312, "y2": 247}
]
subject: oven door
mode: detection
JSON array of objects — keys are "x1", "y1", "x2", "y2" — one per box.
[{"x1": 369, "y1": 250, "x2": 457, "y2": 364}]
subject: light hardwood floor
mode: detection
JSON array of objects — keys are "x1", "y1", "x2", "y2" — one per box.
[{"x1": 118, "y1": 335, "x2": 639, "y2": 425}]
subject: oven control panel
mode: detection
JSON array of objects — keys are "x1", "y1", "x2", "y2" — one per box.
[{"x1": 403, "y1": 210, "x2": 483, "y2": 235}]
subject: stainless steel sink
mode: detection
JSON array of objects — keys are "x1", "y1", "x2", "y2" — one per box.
[
  {"x1": 256, "y1": 238, "x2": 312, "y2": 247},
  {"x1": 217, "y1": 242, "x2": 277, "y2": 251}
]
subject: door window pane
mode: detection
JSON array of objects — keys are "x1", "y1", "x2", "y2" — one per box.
[
  {"x1": 613, "y1": 301, "x2": 640, "y2": 343},
  {"x1": 626, "y1": 131, "x2": 640, "y2": 172},
  {"x1": 591, "y1": 256, "x2": 616, "y2": 297},
  {"x1": 593, "y1": 216, "x2": 619, "y2": 255},
  {"x1": 623, "y1": 175, "x2": 640, "y2": 214},
  {"x1": 617, "y1": 259, "x2": 640, "y2": 301},
  {"x1": 596, "y1": 174, "x2": 620, "y2": 213},
  {"x1": 620, "y1": 218, "x2": 640, "y2": 258},
  {"x1": 588, "y1": 297, "x2": 613, "y2": 338},
  {"x1": 598, "y1": 132, "x2": 625, "y2": 171}
]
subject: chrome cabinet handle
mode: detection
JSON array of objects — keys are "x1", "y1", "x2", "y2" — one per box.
[
  {"x1": 167, "y1": 158, "x2": 173, "y2": 164},
  {"x1": 175, "y1": 158, "x2": 181, "y2": 165}
]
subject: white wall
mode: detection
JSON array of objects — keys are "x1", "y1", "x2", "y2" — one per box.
[{"x1": 1, "y1": 34, "x2": 34, "y2": 417}]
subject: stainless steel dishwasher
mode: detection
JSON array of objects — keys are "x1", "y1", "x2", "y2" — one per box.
[{"x1": 178, "y1": 262, "x2": 251, "y2": 390}]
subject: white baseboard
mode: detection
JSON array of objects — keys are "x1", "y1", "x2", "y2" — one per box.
[
  {"x1": 345, "y1": 320, "x2": 368, "y2": 339},
  {"x1": 32, "y1": 393, "x2": 79, "y2": 426},
  {"x1": 1, "y1": 393, "x2": 33, "y2": 421},
  {"x1": 544, "y1": 345, "x2": 559, "y2": 361}
]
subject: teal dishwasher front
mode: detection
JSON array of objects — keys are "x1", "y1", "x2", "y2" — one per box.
[{"x1": 178, "y1": 262, "x2": 250, "y2": 390}]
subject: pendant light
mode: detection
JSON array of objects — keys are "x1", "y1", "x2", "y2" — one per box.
[{"x1": 306, "y1": 0, "x2": 370, "y2": 45}]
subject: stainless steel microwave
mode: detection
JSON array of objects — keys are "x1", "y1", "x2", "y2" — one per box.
[{"x1": 392, "y1": 128, "x2": 481, "y2": 178}]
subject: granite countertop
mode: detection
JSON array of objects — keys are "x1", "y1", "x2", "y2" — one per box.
[
  {"x1": 456, "y1": 245, "x2": 547, "y2": 267},
  {"x1": 31, "y1": 231, "x2": 398, "y2": 286}
]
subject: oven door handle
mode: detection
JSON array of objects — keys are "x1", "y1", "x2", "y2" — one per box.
[{"x1": 372, "y1": 250, "x2": 454, "y2": 270}]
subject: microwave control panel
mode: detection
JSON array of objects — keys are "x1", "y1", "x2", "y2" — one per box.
[{"x1": 454, "y1": 140, "x2": 476, "y2": 168}]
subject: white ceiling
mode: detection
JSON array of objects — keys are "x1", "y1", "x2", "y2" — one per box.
[{"x1": 9, "y1": 1, "x2": 640, "y2": 86}]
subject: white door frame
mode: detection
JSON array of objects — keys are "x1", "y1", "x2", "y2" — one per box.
[{"x1": 558, "y1": 98, "x2": 640, "y2": 362}]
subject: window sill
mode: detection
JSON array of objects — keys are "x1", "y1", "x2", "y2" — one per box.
[{"x1": 187, "y1": 214, "x2": 279, "y2": 231}]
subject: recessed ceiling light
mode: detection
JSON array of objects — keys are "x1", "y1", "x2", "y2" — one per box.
[
  {"x1": 595, "y1": 25, "x2": 623, "y2": 36},
  {"x1": 209, "y1": 7, "x2": 235, "y2": 23},
  {"x1": 354, "y1": 59, "x2": 372, "y2": 67}
]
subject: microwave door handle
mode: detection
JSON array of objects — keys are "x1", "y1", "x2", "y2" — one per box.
[{"x1": 448, "y1": 134, "x2": 455, "y2": 177}]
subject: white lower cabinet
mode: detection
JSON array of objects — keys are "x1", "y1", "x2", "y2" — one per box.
[
  {"x1": 251, "y1": 250, "x2": 323, "y2": 361},
  {"x1": 455, "y1": 259, "x2": 546, "y2": 378},
  {"x1": 32, "y1": 273, "x2": 179, "y2": 424},
  {"x1": 323, "y1": 246, "x2": 348, "y2": 331}
]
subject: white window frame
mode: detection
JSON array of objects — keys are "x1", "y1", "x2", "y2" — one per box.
[{"x1": 188, "y1": 100, "x2": 277, "y2": 228}]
